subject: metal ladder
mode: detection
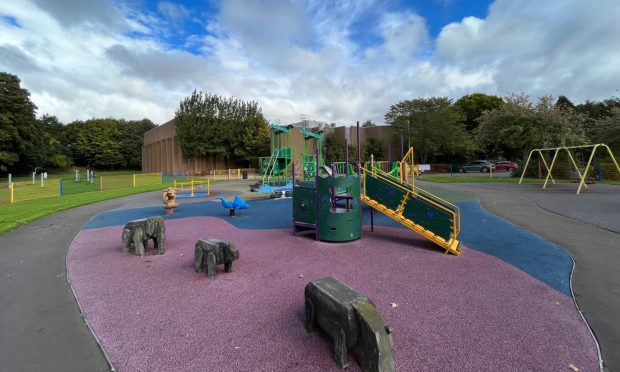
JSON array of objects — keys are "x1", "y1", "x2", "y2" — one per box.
[{"x1": 262, "y1": 149, "x2": 279, "y2": 185}]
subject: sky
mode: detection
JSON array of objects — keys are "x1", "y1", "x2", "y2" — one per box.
[{"x1": 1, "y1": 0, "x2": 619, "y2": 126}]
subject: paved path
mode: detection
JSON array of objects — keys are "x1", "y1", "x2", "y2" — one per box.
[{"x1": 418, "y1": 181, "x2": 619, "y2": 372}]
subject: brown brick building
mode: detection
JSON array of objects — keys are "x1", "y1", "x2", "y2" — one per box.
[{"x1": 143, "y1": 119, "x2": 403, "y2": 174}]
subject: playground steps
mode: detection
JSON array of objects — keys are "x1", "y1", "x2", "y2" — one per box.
[{"x1": 361, "y1": 170, "x2": 462, "y2": 256}]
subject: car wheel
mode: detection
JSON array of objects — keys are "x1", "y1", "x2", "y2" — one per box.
[
  {"x1": 481, "y1": 167, "x2": 489, "y2": 173},
  {"x1": 507, "y1": 167, "x2": 513, "y2": 172}
]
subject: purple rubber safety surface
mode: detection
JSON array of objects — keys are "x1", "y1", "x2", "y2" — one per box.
[{"x1": 67, "y1": 217, "x2": 598, "y2": 372}]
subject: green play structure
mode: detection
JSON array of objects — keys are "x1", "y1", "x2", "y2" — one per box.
[
  {"x1": 292, "y1": 122, "x2": 462, "y2": 254},
  {"x1": 259, "y1": 124, "x2": 293, "y2": 186},
  {"x1": 301, "y1": 129, "x2": 324, "y2": 180},
  {"x1": 293, "y1": 161, "x2": 361, "y2": 242}
]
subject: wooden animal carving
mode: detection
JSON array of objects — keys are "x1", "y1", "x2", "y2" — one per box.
[
  {"x1": 122, "y1": 216, "x2": 166, "y2": 256},
  {"x1": 194, "y1": 238, "x2": 239, "y2": 277},
  {"x1": 304, "y1": 276, "x2": 394, "y2": 372}
]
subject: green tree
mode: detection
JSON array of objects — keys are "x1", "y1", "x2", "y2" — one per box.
[
  {"x1": 323, "y1": 132, "x2": 345, "y2": 164},
  {"x1": 65, "y1": 118, "x2": 124, "y2": 168},
  {"x1": 117, "y1": 118, "x2": 156, "y2": 168},
  {"x1": 590, "y1": 108, "x2": 620, "y2": 152},
  {"x1": 555, "y1": 95, "x2": 576, "y2": 110},
  {"x1": 175, "y1": 91, "x2": 269, "y2": 168},
  {"x1": 362, "y1": 137, "x2": 385, "y2": 162},
  {"x1": 576, "y1": 97, "x2": 620, "y2": 140},
  {"x1": 0, "y1": 72, "x2": 47, "y2": 172},
  {"x1": 37, "y1": 114, "x2": 73, "y2": 168},
  {"x1": 362, "y1": 119, "x2": 376, "y2": 127},
  {"x1": 476, "y1": 94, "x2": 588, "y2": 161},
  {"x1": 385, "y1": 97, "x2": 474, "y2": 163},
  {"x1": 455, "y1": 93, "x2": 504, "y2": 133}
]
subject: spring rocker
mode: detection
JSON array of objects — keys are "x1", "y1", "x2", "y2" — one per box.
[{"x1": 162, "y1": 187, "x2": 178, "y2": 214}]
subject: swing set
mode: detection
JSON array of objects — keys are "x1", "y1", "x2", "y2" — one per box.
[{"x1": 519, "y1": 144, "x2": 620, "y2": 194}]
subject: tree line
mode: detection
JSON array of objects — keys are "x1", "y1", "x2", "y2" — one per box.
[
  {"x1": 174, "y1": 90, "x2": 270, "y2": 168},
  {"x1": 1, "y1": 72, "x2": 155, "y2": 174},
  {"x1": 383, "y1": 93, "x2": 619, "y2": 164}
]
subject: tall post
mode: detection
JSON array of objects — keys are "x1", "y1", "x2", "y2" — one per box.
[
  {"x1": 388, "y1": 144, "x2": 391, "y2": 162},
  {"x1": 60, "y1": 178, "x2": 63, "y2": 196},
  {"x1": 400, "y1": 133, "x2": 404, "y2": 159},
  {"x1": 356, "y1": 121, "x2": 361, "y2": 176},
  {"x1": 315, "y1": 148, "x2": 320, "y2": 241},
  {"x1": 40, "y1": 173, "x2": 44, "y2": 188},
  {"x1": 100, "y1": 176, "x2": 103, "y2": 191},
  {"x1": 10, "y1": 183, "x2": 14, "y2": 204},
  {"x1": 8, "y1": 173, "x2": 11, "y2": 186},
  {"x1": 345, "y1": 139, "x2": 349, "y2": 176},
  {"x1": 32, "y1": 171, "x2": 36, "y2": 185},
  {"x1": 86, "y1": 169, "x2": 90, "y2": 183},
  {"x1": 75, "y1": 170, "x2": 79, "y2": 182},
  {"x1": 292, "y1": 161, "x2": 296, "y2": 236},
  {"x1": 133, "y1": 174, "x2": 136, "y2": 187}
]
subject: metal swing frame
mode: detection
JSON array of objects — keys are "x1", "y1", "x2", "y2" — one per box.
[{"x1": 519, "y1": 144, "x2": 620, "y2": 194}]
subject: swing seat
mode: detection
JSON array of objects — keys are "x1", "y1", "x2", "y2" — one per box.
[{"x1": 569, "y1": 172, "x2": 596, "y2": 184}]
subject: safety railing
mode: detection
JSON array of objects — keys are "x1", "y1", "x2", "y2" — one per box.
[
  {"x1": 361, "y1": 165, "x2": 461, "y2": 240},
  {"x1": 1, "y1": 172, "x2": 164, "y2": 205}
]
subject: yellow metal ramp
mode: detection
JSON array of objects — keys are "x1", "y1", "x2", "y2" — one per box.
[{"x1": 361, "y1": 167, "x2": 462, "y2": 255}]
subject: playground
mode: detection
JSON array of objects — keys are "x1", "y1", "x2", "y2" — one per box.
[{"x1": 2, "y1": 133, "x2": 619, "y2": 371}]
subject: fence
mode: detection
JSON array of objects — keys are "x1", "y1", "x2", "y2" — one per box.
[
  {"x1": 163, "y1": 168, "x2": 259, "y2": 181},
  {"x1": 0, "y1": 173, "x2": 164, "y2": 205}
]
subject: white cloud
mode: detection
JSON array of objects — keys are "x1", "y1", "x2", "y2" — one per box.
[
  {"x1": 157, "y1": 1, "x2": 190, "y2": 23},
  {"x1": 0, "y1": 0, "x2": 619, "y2": 126}
]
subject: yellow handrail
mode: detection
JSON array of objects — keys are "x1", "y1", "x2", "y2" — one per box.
[{"x1": 361, "y1": 166, "x2": 460, "y2": 237}]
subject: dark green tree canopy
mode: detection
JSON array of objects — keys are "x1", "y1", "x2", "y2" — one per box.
[
  {"x1": 385, "y1": 97, "x2": 475, "y2": 163},
  {"x1": 476, "y1": 94, "x2": 588, "y2": 161},
  {"x1": 0, "y1": 72, "x2": 45, "y2": 172},
  {"x1": 174, "y1": 90, "x2": 269, "y2": 166},
  {"x1": 454, "y1": 93, "x2": 504, "y2": 133}
]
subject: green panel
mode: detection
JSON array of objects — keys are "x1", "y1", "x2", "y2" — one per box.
[
  {"x1": 364, "y1": 175, "x2": 405, "y2": 211},
  {"x1": 317, "y1": 175, "x2": 361, "y2": 242},
  {"x1": 293, "y1": 186, "x2": 317, "y2": 224},
  {"x1": 278, "y1": 148, "x2": 292, "y2": 158},
  {"x1": 402, "y1": 197, "x2": 453, "y2": 240}
]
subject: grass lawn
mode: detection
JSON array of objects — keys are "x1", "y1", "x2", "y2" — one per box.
[
  {"x1": 419, "y1": 175, "x2": 620, "y2": 184},
  {"x1": 0, "y1": 183, "x2": 172, "y2": 236},
  {"x1": 419, "y1": 176, "x2": 541, "y2": 183}
]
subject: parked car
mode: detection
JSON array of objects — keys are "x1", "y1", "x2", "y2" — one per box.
[
  {"x1": 457, "y1": 160, "x2": 495, "y2": 173},
  {"x1": 494, "y1": 161, "x2": 519, "y2": 172}
]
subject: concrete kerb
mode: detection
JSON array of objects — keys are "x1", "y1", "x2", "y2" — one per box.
[{"x1": 66, "y1": 246, "x2": 116, "y2": 372}]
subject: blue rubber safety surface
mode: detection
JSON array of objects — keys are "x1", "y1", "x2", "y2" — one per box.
[
  {"x1": 176, "y1": 192, "x2": 209, "y2": 198},
  {"x1": 85, "y1": 197, "x2": 572, "y2": 296}
]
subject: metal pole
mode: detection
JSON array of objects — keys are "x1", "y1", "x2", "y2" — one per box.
[
  {"x1": 345, "y1": 139, "x2": 349, "y2": 176},
  {"x1": 400, "y1": 133, "x2": 404, "y2": 159},
  {"x1": 8, "y1": 173, "x2": 11, "y2": 186},
  {"x1": 388, "y1": 144, "x2": 391, "y2": 162},
  {"x1": 40, "y1": 173, "x2": 43, "y2": 188},
  {"x1": 315, "y1": 148, "x2": 320, "y2": 241},
  {"x1": 370, "y1": 206, "x2": 374, "y2": 232},
  {"x1": 356, "y1": 121, "x2": 361, "y2": 176}
]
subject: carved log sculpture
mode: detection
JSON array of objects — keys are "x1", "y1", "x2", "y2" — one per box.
[
  {"x1": 304, "y1": 276, "x2": 394, "y2": 372},
  {"x1": 194, "y1": 238, "x2": 239, "y2": 277},
  {"x1": 122, "y1": 216, "x2": 166, "y2": 256}
]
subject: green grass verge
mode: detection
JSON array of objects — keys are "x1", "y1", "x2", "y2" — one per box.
[
  {"x1": 0, "y1": 183, "x2": 172, "y2": 236},
  {"x1": 418, "y1": 176, "x2": 541, "y2": 183},
  {"x1": 419, "y1": 175, "x2": 620, "y2": 184}
]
